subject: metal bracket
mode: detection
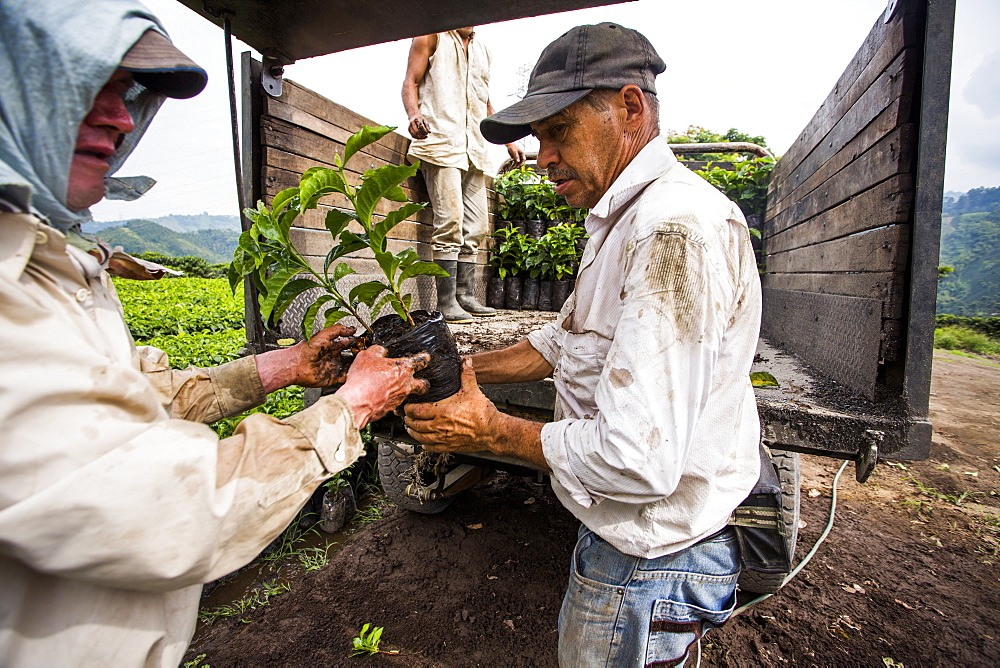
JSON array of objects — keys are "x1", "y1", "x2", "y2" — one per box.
[
  {"x1": 884, "y1": 0, "x2": 900, "y2": 23},
  {"x1": 261, "y1": 56, "x2": 285, "y2": 97},
  {"x1": 856, "y1": 429, "x2": 884, "y2": 482}
]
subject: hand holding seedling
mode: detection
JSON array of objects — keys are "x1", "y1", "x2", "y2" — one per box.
[
  {"x1": 255, "y1": 324, "x2": 358, "y2": 393},
  {"x1": 336, "y1": 347, "x2": 430, "y2": 429},
  {"x1": 403, "y1": 359, "x2": 549, "y2": 470}
]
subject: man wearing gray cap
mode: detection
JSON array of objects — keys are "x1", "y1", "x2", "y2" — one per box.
[
  {"x1": 405, "y1": 22, "x2": 762, "y2": 666},
  {"x1": 0, "y1": 1, "x2": 427, "y2": 665}
]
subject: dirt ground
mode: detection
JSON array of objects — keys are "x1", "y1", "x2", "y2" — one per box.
[{"x1": 185, "y1": 347, "x2": 1000, "y2": 667}]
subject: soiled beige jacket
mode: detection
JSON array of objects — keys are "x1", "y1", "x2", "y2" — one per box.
[{"x1": 0, "y1": 212, "x2": 363, "y2": 667}]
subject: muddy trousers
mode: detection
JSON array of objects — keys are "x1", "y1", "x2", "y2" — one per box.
[
  {"x1": 420, "y1": 162, "x2": 488, "y2": 262},
  {"x1": 558, "y1": 525, "x2": 740, "y2": 668}
]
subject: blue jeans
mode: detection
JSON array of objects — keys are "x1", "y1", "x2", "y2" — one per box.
[{"x1": 558, "y1": 525, "x2": 740, "y2": 667}]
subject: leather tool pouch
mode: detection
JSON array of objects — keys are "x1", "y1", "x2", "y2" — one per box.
[{"x1": 728, "y1": 444, "x2": 793, "y2": 574}]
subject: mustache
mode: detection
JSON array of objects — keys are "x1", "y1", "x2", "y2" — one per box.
[{"x1": 546, "y1": 168, "x2": 578, "y2": 182}]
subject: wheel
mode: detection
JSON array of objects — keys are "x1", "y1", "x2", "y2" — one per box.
[
  {"x1": 377, "y1": 441, "x2": 455, "y2": 514},
  {"x1": 737, "y1": 449, "x2": 801, "y2": 594}
]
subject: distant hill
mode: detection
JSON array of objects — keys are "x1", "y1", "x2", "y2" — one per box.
[
  {"x1": 86, "y1": 213, "x2": 240, "y2": 234},
  {"x1": 95, "y1": 220, "x2": 239, "y2": 264},
  {"x1": 938, "y1": 187, "x2": 999, "y2": 316}
]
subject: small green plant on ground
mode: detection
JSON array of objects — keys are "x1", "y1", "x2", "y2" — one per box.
[
  {"x1": 298, "y1": 544, "x2": 333, "y2": 572},
  {"x1": 351, "y1": 623, "x2": 386, "y2": 657},
  {"x1": 229, "y1": 125, "x2": 447, "y2": 337},
  {"x1": 183, "y1": 654, "x2": 210, "y2": 668},
  {"x1": 905, "y1": 477, "x2": 981, "y2": 507}
]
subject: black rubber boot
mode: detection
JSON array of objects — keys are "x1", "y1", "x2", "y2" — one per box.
[
  {"x1": 434, "y1": 260, "x2": 474, "y2": 324},
  {"x1": 456, "y1": 261, "x2": 496, "y2": 317}
]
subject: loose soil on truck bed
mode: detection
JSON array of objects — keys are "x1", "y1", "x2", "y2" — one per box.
[{"x1": 186, "y1": 345, "x2": 1000, "y2": 667}]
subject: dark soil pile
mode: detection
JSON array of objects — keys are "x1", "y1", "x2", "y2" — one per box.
[{"x1": 186, "y1": 350, "x2": 1000, "y2": 667}]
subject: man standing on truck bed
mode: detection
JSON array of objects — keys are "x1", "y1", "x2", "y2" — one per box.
[
  {"x1": 402, "y1": 26, "x2": 526, "y2": 323},
  {"x1": 0, "y1": 1, "x2": 428, "y2": 665},
  {"x1": 404, "y1": 23, "x2": 762, "y2": 666}
]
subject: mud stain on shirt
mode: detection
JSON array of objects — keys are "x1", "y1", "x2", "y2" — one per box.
[{"x1": 609, "y1": 367, "x2": 634, "y2": 389}]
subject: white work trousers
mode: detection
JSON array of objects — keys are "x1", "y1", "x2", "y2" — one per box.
[{"x1": 420, "y1": 162, "x2": 488, "y2": 262}]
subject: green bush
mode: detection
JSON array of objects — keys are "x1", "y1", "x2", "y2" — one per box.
[
  {"x1": 212, "y1": 386, "x2": 304, "y2": 439},
  {"x1": 136, "y1": 252, "x2": 229, "y2": 279},
  {"x1": 934, "y1": 325, "x2": 1000, "y2": 356},
  {"x1": 935, "y1": 314, "x2": 1000, "y2": 338},
  {"x1": 114, "y1": 277, "x2": 244, "y2": 339},
  {"x1": 695, "y1": 157, "x2": 776, "y2": 218},
  {"x1": 139, "y1": 329, "x2": 246, "y2": 368}
]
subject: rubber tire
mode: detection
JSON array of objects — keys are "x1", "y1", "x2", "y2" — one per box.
[
  {"x1": 377, "y1": 441, "x2": 455, "y2": 514},
  {"x1": 737, "y1": 449, "x2": 801, "y2": 594}
]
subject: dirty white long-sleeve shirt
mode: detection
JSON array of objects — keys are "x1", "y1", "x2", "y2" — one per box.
[
  {"x1": 0, "y1": 212, "x2": 363, "y2": 667},
  {"x1": 527, "y1": 137, "x2": 761, "y2": 559}
]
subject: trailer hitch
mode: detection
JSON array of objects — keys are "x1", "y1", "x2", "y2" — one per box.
[{"x1": 855, "y1": 429, "x2": 884, "y2": 483}]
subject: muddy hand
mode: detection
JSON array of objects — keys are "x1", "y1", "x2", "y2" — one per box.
[
  {"x1": 335, "y1": 346, "x2": 430, "y2": 429},
  {"x1": 292, "y1": 324, "x2": 359, "y2": 387},
  {"x1": 408, "y1": 114, "x2": 430, "y2": 139},
  {"x1": 403, "y1": 358, "x2": 499, "y2": 452}
]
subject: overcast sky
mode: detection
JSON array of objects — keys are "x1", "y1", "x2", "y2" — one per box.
[{"x1": 91, "y1": 0, "x2": 998, "y2": 221}]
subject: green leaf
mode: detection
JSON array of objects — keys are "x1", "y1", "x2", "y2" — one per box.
[
  {"x1": 348, "y1": 280, "x2": 388, "y2": 307},
  {"x1": 370, "y1": 202, "x2": 425, "y2": 253},
  {"x1": 343, "y1": 125, "x2": 396, "y2": 165},
  {"x1": 260, "y1": 266, "x2": 303, "y2": 323},
  {"x1": 226, "y1": 260, "x2": 244, "y2": 293},
  {"x1": 270, "y1": 187, "x2": 299, "y2": 216},
  {"x1": 270, "y1": 278, "x2": 322, "y2": 325},
  {"x1": 324, "y1": 208, "x2": 355, "y2": 238},
  {"x1": 373, "y1": 251, "x2": 401, "y2": 287},
  {"x1": 399, "y1": 260, "x2": 449, "y2": 283},
  {"x1": 301, "y1": 294, "x2": 337, "y2": 339},
  {"x1": 750, "y1": 371, "x2": 779, "y2": 388},
  {"x1": 299, "y1": 168, "x2": 348, "y2": 211},
  {"x1": 322, "y1": 309, "x2": 351, "y2": 328},
  {"x1": 354, "y1": 163, "x2": 419, "y2": 227},
  {"x1": 332, "y1": 262, "x2": 357, "y2": 284}
]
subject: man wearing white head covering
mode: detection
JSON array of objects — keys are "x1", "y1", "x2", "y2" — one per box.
[{"x1": 0, "y1": 2, "x2": 427, "y2": 665}]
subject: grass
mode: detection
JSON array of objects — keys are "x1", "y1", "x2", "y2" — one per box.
[
  {"x1": 933, "y1": 325, "x2": 1000, "y2": 357},
  {"x1": 905, "y1": 476, "x2": 981, "y2": 507},
  {"x1": 198, "y1": 579, "x2": 291, "y2": 625}
]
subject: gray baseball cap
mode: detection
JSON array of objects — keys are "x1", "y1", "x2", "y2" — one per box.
[{"x1": 481, "y1": 22, "x2": 665, "y2": 145}]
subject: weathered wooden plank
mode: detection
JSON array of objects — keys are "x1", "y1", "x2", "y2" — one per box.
[
  {"x1": 773, "y1": 2, "x2": 920, "y2": 182},
  {"x1": 769, "y1": 49, "x2": 917, "y2": 215},
  {"x1": 765, "y1": 174, "x2": 913, "y2": 254},
  {"x1": 271, "y1": 80, "x2": 411, "y2": 155},
  {"x1": 765, "y1": 224, "x2": 909, "y2": 275},
  {"x1": 765, "y1": 124, "x2": 915, "y2": 237},
  {"x1": 761, "y1": 271, "x2": 905, "y2": 319},
  {"x1": 261, "y1": 124, "x2": 427, "y2": 195},
  {"x1": 265, "y1": 99, "x2": 407, "y2": 166},
  {"x1": 761, "y1": 288, "x2": 882, "y2": 399}
]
